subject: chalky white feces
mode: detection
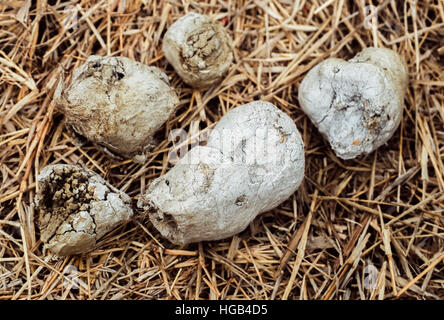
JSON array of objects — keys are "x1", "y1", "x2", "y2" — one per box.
[
  {"x1": 138, "y1": 101, "x2": 305, "y2": 245},
  {"x1": 162, "y1": 12, "x2": 233, "y2": 89},
  {"x1": 55, "y1": 56, "x2": 179, "y2": 163},
  {"x1": 298, "y1": 48, "x2": 408, "y2": 159},
  {"x1": 35, "y1": 164, "x2": 133, "y2": 256}
]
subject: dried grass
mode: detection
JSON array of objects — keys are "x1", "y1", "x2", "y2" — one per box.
[{"x1": 0, "y1": 0, "x2": 443, "y2": 300}]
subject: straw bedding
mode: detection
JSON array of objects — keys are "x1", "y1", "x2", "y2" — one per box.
[{"x1": 0, "y1": 0, "x2": 443, "y2": 300}]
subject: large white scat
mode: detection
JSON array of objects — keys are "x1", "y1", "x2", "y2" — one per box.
[
  {"x1": 35, "y1": 164, "x2": 133, "y2": 256},
  {"x1": 138, "y1": 101, "x2": 305, "y2": 245},
  {"x1": 55, "y1": 56, "x2": 179, "y2": 162},
  {"x1": 298, "y1": 48, "x2": 408, "y2": 160}
]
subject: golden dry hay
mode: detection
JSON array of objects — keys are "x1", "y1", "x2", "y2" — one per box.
[{"x1": 0, "y1": 0, "x2": 443, "y2": 300}]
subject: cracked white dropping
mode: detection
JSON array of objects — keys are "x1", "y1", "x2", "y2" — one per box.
[
  {"x1": 35, "y1": 164, "x2": 133, "y2": 256},
  {"x1": 298, "y1": 47, "x2": 408, "y2": 159},
  {"x1": 55, "y1": 56, "x2": 179, "y2": 163},
  {"x1": 162, "y1": 12, "x2": 233, "y2": 89},
  {"x1": 138, "y1": 101, "x2": 305, "y2": 245}
]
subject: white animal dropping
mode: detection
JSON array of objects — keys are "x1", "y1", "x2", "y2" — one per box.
[
  {"x1": 138, "y1": 101, "x2": 305, "y2": 245},
  {"x1": 162, "y1": 12, "x2": 233, "y2": 89},
  {"x1": 55, "y1": 56, "x2": 179, "y2": 163},
  {"x1": 35, "y1": 164, "x2": 133, "y2": 256},
  {"x1": 298, "y1": 47, "x2": 408, "y2": 159}
]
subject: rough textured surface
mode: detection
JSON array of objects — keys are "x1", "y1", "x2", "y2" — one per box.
[
  {"x1": 2, "y1": 0, "x2": 442, "y2": 301},
  {"x1": 35, "y1": 164, "x2": 133, "y2": 256},
  {"x1": 55, "y1": 55, "x2": 179, "y2": 162},
  {"x1": 138, "y1": 101, "x2": 305, "y2": 245},
  {"x1": 162, "y1": 12, "x2": 233, "y2": 89},
  {"x1": 298, "y1": 47, "x2": 408, "y2": 160}
]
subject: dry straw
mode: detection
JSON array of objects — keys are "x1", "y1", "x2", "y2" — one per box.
[{"x1": 0, "y1": 0, "x2": 443, "y2": 300}]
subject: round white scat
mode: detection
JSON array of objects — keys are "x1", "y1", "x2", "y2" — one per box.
[
  {"x1": 162, "y1": 12, "x2": 233, "y2": 89},
  {"x1": 138, "y1": 101, "x2": 305, "y2": 245},
  {"x1": 35, "y1": 164, "x2": 133, "y2": 256},
  {"x1": 55, "y1": 55, "x2": 179, "y2": 162},
  {"x1": 298, "y1": 47, "x2": 408, "y2": 160}
]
